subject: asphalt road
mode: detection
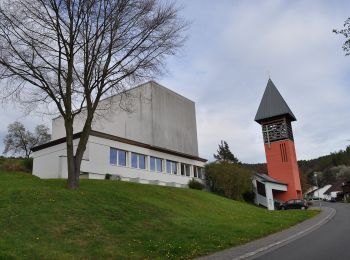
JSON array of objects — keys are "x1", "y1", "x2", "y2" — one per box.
[{"x1": 254, "y1": 202, "x2": 350, "y2": 260}]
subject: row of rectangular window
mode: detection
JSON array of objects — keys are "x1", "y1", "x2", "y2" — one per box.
[{"x1": 109, "y1": 148, "x2": 204, "y2": 179}]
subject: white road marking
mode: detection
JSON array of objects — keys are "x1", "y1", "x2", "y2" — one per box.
[{"x1": 234, "y1": 207, "x2": 336, "y2": 260}]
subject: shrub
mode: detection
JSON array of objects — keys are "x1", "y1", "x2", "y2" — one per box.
[
  {"x1": 105, "y1": 173, "x2": 111, "y2": 180},
  {"x1": 242, "y1": 190, "x2": 255, "y2": 203},
  {"x1": 205, "y1": 162, "x2": 253, "y2": 201},
  {"x1": 2, "y1": 161, "x2": 25, "y2": 172},
  {"x1": 21, "y1": 158, "x2": 33, "y2": 172},
  {"x1": 188, "y1": 178, "x2": 204, "y2": 190}
]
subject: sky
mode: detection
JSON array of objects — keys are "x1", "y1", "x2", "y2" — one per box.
[{"x1": 1, "y1": 0, "x2": 350, "y2": 163}]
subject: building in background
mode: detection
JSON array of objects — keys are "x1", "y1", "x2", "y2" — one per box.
[
  {"x1": 32, "y1": 81, "x2": 206, "y2": 188},
  {"x1": 252, "y1": 79, "x2": 302, "y2": 210}
]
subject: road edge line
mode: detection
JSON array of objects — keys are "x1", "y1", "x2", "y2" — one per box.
[{"x1": 235, "y1": 207, "x2": 336, "y2": 259}]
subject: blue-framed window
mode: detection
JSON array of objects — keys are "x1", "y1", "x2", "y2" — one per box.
[
  {"x1": 131, "y1": 152, "x2": 146, "y2": 170},
  {"x1": 166, "y1": 160, "x2": 177, "y2": 174},
  {"x1": 110, "y1": 148, "x2": 118, "y2": 165},
  {"x1": 150, "y1": 156, "x2": 162, "y2": 172},
  {"x1": 110, "y1": 148, "x2": 127, "y2": 166},
  {"x1": 118, "y1": 150, "x2": 127, "y2": 166},
  {"x1": 156, "y1": 158, "x2": 162, "y2": 172},
  {"x1": 139, "y1": 155, "x2": 146, "y2": 169}
]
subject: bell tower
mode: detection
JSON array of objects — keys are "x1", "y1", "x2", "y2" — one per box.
[{"x1": 255, "y1": 79, "x2": 302, "y2": 202}]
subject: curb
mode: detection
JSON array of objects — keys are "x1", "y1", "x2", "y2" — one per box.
[{"x1": 197, "y1": 207, "x2": 336, "y2": 260}]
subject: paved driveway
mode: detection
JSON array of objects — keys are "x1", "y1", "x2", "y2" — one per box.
[{"x1": 254, "y1": 202, "x2": 350, "y2": 260}]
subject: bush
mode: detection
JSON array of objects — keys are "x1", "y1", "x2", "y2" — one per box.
[
  {"x1": 2, "y1": 162, "x2": 25, "y2": 172},
  {"x1": 21, "y1": 158, "x2": 33, "y2": 172},
  {"x1": 105, "y1": 173, "x2": 111, "y2": 180},
  {"x1": 205, "y1": 162, "x2": 253, "y2": 201},
  {"x1": 188, "y1": 178, "x2": 204, "y2": 190},
  {"x1": 242, "y1": 190, "x2": 255, "y2": 203},
  {"x1": 0, "y1": 157, "x2": 33, "y2": 172}
]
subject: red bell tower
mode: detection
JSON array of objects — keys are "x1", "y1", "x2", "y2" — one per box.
[{"x1": 255, "y1": 79, "x2": 302, "y2": 202}]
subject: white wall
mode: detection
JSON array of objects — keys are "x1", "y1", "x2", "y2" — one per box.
[
  {"x1": 32, "y1": 139, "x2": 89, "y2": 179},
  {"x1": 311, "y1": 185, "x2": 332, "y2": 199},
  {"x1": 32, "y1": 135, "x2": 205, "y2": 187},
  {"x1": 252, "y1": 177, "x2": 287, "y2": 210}
]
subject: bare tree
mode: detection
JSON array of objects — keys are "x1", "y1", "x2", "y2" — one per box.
[
  {"x1": 0, "y1": 0, "x2": 187, "y2": 189},
  {"x1": 334, "y1": 18, "x2": 350, "y2": 55},
  {"x1": 3, "y1": 121, "x2": 51, "y2": 158}
]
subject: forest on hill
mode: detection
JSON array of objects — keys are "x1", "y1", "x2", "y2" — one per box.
[
  {"x1": 299, "y1": 146, "x2": 350, "y2": 188},
  {"x1": 243, "y1": 146, "x2": 350, "y2": 192}
]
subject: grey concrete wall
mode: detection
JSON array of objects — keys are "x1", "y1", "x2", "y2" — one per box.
[
  {"x1": 150, "y1": 82, "x2": 198, "y2": 156},
  {"x1": 51, "y1": 81, "x2": 199, "y2": 156}
]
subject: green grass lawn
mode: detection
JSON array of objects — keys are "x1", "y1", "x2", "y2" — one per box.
[{"x1": 0, "y1": 171, "x2": 318, "y2": 259}]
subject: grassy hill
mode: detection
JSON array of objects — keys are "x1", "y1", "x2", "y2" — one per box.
[{"x1": 0, "y1": 171, "x2": 317, "y2": 259}]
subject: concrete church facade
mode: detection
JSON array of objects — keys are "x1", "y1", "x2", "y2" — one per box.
[{"x1": 32, "y1": 81, "x2": 207, "y2": 188}]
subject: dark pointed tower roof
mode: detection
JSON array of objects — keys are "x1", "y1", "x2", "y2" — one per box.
[{"x1": 255, "y1": 79, "x2": 296, "y2": 123}]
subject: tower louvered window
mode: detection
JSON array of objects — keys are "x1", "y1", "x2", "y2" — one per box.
[{"x1": 262, "y1": 118, "x2": 294, "y2": 144}]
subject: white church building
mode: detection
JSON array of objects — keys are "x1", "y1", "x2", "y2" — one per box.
[{"x1": 32, "y1": 81, "x2": 207, "y2": 188}]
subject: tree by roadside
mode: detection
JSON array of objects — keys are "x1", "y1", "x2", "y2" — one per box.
[
  {"x1": 213, "y1": 140, "x2": 240, "y2": 164},
  {"x1": 0, "y1": 0, "x2": 187, "y2": 189},
  {"x1": 3, "y1": 121, "x2": 50, "y2": 158}
]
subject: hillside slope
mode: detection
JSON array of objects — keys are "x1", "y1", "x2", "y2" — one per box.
[{"x1": 0, "y1": 172, "x2": 316, "y2": 259}]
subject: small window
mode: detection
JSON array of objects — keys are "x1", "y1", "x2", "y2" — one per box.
[
  {"x1": 166, "y1": 160, "x2": 177, "y2": 174},
  {"x1": 118, "y1": 150, "x2": 127, "y2": 166},
  {"x1": 166, "y1": 160, "x2": 172, "y2": 174},
  {"x1": 150, "y1": 156, "x2": 162, "y2": 172},
  {"x1": 181, "y1": 164, "x2": 185, "y2": 176},
  {"x1": 185, "y1": 164, "x2": 191, "y2": 177},
  {"x1": 156, "y1": 158, "x2": 162, "y2": 172},
  {"x1": 198, "y1": 167, "x2": 203, "y2": 179},
  {"x1": 196, "y1": 167, "x2": 205, "y2": 179},
  {"x1": 131, "y1": 152, "x2": 146, "y2": 169},
  {"x1": 110, "y1": 148, "x2": 118, "y2": 165},
  {"x1": 257, "y1": 181, "x2": 266, "y2": 196},
  {"x1": 139, "y1": 155, "x2": 146, "y2": 169},
  {"x1": 110, "y1": 148, "x2": 127, "y2": 167},
  {"x1": 181, "y1": 163, "x2": 191, "y2": 176},
  {"x1": 193, "y1": 166, "x2": 198, "y2": 178},
  {"x1": 131, "y1": 153, "x2": 138, "y2": 168},
  {"x1": 150, "y1": 157, "x2": 156, "y2": 171},
  {"x1": 172, "y1": 161, "x2": 177, "y2": 174}
]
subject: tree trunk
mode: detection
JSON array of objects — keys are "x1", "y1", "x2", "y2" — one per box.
[
  {"x1": 65, "y1": 119, "x2": 79, "y2": 189},
  {"x1": 65, "y1": 112, "x2": 94, "y2": 190}
]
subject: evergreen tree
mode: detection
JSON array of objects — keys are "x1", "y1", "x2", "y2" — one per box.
[{"x1": 214, "y1": 141, "x2": 239, "y2": 163}]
